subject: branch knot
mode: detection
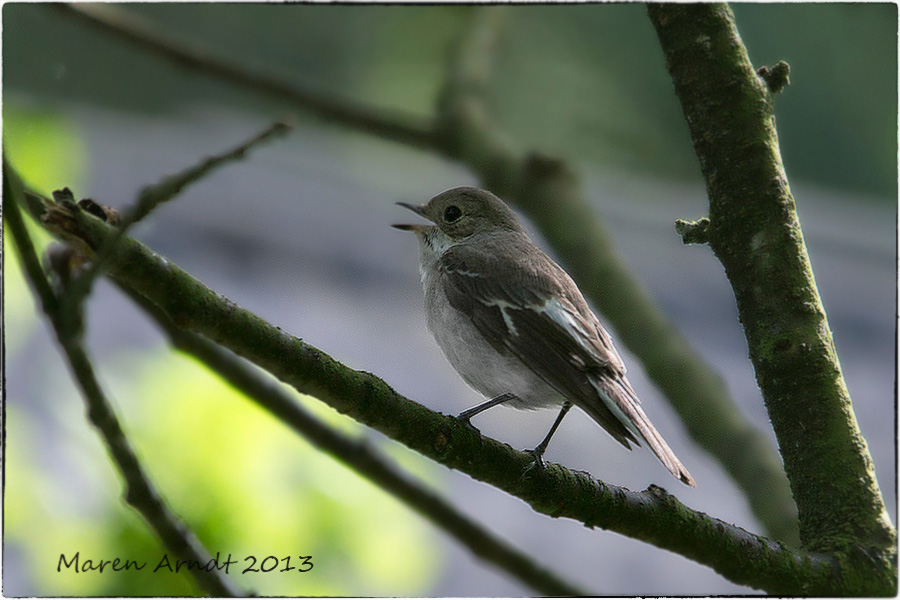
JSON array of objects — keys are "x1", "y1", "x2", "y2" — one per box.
[
  {"x1": 674, "y1": 217, "x2": 711, "y2": 245},
  {"x1": 757, "y1": 61, "x2": 791, "y2": 94}
]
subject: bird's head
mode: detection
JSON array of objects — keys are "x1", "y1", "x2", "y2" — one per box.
[{"x1": 393, "y1": 187, "x2": 525, "y2": 242}]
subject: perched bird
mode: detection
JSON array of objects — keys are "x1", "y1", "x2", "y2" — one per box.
[{"x1": 394, "y1": 187, "x2": 695, "y2": 486}]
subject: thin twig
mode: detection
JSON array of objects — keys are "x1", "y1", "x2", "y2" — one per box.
[
  {"x1": 37, "y1": 198, "x2": 842, "y2": 594},
  {"x1": 53, "y1": 0, "x2": 798, "y2": 543},
  {"x1": 5, "y1": 165, "x2": 60, "y2": 314},
  {"x1": 4, "y1": 162, "x2": 246, "y2": 598},
  {"x1": 121, "y1": 286, "x2": 586, "y2": 596},
  {"x1": 130, "y1": 120, "x2": 293, "y2": 226},
  {"x1": 62, "y1": 120, "x2": 293, "y2": 317},
  {"x1": 54, "y1": 3, "x2": 436, "y2": 151}
]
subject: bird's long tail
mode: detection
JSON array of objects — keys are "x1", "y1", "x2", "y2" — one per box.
[{"x1": 587, "y1": 375, "x2": 696, "y2": 487}]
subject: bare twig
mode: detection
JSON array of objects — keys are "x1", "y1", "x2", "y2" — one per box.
[
  {"x1": 120, "y1": 286, "x2": 586, "y2": 596},
  {"x1": 62, "y1": 120, "x2": 293, "y2": 319},
  {"x1": 36, "y1": 198, "x2": 842, "y2": 594},
  {"x1": 54, "y1": 0, "x2": 798, "y2": 543},
  {"x1": 4, "y1": 162, "x2": 246, "y2": 598},
  {"x1": 129, "y1": 120, "x2": 293, "y2": 227},
  {"x1": 54, "y1": 3, "x2": 435, "y2": 151},
  {"x1": 6, "y1": 169, "x2": 60, "y2": 313}
]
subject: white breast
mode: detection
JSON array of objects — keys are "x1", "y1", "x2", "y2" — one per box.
[{"x1": 417, "y1": 239, "x2": 561, "y2": 410}]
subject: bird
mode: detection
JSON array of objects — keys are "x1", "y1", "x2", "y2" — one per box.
[{"x1": 393, "y1": 186, "x2": 695, "y2": 486}]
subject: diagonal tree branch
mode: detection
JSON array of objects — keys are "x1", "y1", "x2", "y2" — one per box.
[
  {"x1": 12, "y1": 131, "x2": 582, "y2": 594},
  {"x1": 434, "y1": 6, "x2": 800, "y2": 544},
  {"x1": 33, "y1": 190, "x2": 845, "y2": 594},
  {"x1": 647, "y1": 2, "x2": 895, "y2": 593},
  {"x1": 53, "y1": 3, "x2": 436, "y2": 151},
  {"x1": 117, "y1": 286, "x2": 587, "y2": 596},
  {"x1": 61, "y1": 119, "x2": 293, "y2": 323},
  {"x1": 51, "y1": 0, "x2": 802, "y2": 544},
  {"x1": 4, "y1": 163, "x2": 246, "y2": 598}
]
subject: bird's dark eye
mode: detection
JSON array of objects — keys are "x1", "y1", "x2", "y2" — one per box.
[{"x1": 444, "y1": 205, "x2": 462, "y2": 222}]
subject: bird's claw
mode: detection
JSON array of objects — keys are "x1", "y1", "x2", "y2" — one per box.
[
  {"x1": 455, "y1": 414, "x2": 481, "y2": 434},
  {"x1": 523, "y1": 448, "x2": 547, "y2": 477}
]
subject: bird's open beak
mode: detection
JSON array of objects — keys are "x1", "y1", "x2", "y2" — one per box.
[{"x1": 392, "y1": 202, "x2": 430, "y2": 232}]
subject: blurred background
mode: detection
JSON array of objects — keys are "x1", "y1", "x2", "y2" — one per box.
[{"x1": 3, "y1": 3, "x2": 896, "y2": 596}]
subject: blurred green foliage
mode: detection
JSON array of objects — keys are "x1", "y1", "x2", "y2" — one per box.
[
  {"x1": 3, "y1": 96, "x2": 441, "y2": 596},
  {"x1": 3, "y1": 104, "x2": 83, "y2": 351},
  {"x1": 4, "y1": 230, "x2": 39, "y2": 354},
  {"x1": 2, "y1": 3, "x2": 896, "y2": 595},
  {"x1": 6, "y1": 345, "x2": 441, "y2": 595},
  {"x1": 3, "y1": 103, "x2": 87, "y2": 194},
  {"x1": 734, "y1": 4, "x2": 897, "y2": 200},
  {"x1": 3, "y1": 3, "x2": 895, "y2": 198}
]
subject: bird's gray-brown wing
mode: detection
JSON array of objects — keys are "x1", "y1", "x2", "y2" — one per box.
[
  {"x1": 440, "y1": 234, "x2": 696, "y2": 486},
  {"x1": 438, "y1": 237, "x2": 637, "y2": 447}
]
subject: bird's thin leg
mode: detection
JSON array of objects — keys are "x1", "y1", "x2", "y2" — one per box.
[
  {"x1": 457, "y1": 392, "x2": 518, "y2": 424},
  {"x1": 526, "y1": 402, "x2": 573, "y2": 472}
]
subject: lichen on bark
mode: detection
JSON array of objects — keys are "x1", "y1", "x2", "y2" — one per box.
[{"x1": 648, "y1": 2, "x2": 895, "y2": 593}]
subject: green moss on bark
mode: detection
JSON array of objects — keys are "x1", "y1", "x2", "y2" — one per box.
[
  {"x1": 35, "y1": 194, "x2": 840, "y2": 593},
  {"x1": 649, "y1": 2, "x2": 895, "y2": 593}
]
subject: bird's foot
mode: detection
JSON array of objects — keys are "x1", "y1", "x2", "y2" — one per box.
[
  {"x1": 522, "y1": 447, "x2": 548, "y2": 478},
  {"x1": 456, "y1": 392, "x2": 518, "y2": 433},
  {"x1": 523, "y1": 401, "x2": 569, "y2": 479},
  {"x1": 455, "y1": 413, "x2": 482, "y2": 434}
]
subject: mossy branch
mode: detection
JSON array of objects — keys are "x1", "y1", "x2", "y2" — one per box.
[
  {"x1": 648, "y1": 2, "x2": 895, "y2": 594},
  {"x1": 436, "y1": 6, "x2": 800, "y2": 544},
  {"x1": 674, "y1": 218, "x2": 710, "y2": 245},
  {"x1": 53, "y1": 0, "x2": 800, "y2": 544},
  {"x1": 59, "y1": 120, "x2": 293, "y2": 314},
  {"x1": 30, "y1": 191, "x2": 843, "y2": 594},
  {"x1": 4, "y1": 164, "x2": 246, "y2": 598},
  {"x1": 118, "y1": 287, "x2": 587, "y2": 597}
]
